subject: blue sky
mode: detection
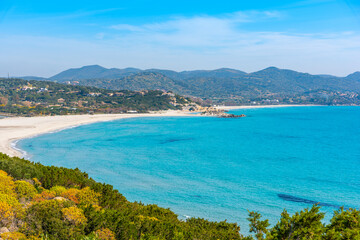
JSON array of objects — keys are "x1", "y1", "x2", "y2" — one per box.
[{"x1": 0, "y1": 0, "x2": 360, "y2": 77}]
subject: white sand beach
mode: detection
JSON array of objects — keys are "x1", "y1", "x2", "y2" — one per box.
[
  {"x1": 0, "y1": 110, "x2": 193, "y2": 158},
  {"x1": 0, "y1": 104, "x2": 319, "y2": 158}
]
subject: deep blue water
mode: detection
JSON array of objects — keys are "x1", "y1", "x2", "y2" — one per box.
[{"x1": 18, "y1": 106, "x2": 360, "y2": 232}]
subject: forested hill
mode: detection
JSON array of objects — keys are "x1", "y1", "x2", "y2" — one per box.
[
  {"x1": 23, "y1": 65, "x2": 360, "y2": 105},
  {"x1": 0, "y1": 78, "x2": 192, "y2": 116}
]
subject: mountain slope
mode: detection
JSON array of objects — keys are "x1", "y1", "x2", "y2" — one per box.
[
  {"x1": 346, "y1": 71, "x2": 360, "y2": 81},
  {"x1": 78, "y1": 72, "x2": 191, "y2": 93},
  {"x1": 21, "y1": 65, "x2": 360, "y2": 104},
  {"x1": 48, "y1": 65, "x2": 248, "y2": 82},
  {"x1": 50, "y1": 65, "x2": 142, "y2": 81},
  {"x1": 0, "y1": 78, "x2": 192, "y2": 116},
  {"x1": 248, "y1": 67, "x2": 360, "y2": 93}
]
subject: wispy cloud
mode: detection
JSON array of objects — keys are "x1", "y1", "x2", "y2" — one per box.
[
  {"x1": 108, "y1": 11, "x2": 360, "y2": 53},
  {"x1": 111, "y1": 11, "x2": 282, "y2": 32},
  {"x1": 110, "y1": 11, "x2": 283, "y2": 48}
]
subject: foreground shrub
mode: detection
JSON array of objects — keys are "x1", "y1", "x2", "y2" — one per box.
[
  {"x1": 1, "y1": 232, "x2": 27, "y2": 240},
  {"x1": 0, "y1": 201, "x2": 14, "y2": 225},
  {"x1": 95, "y1": 228, "x2": 116, "y2": 240},
  {"x1": 24, "y1": 200, "x2": 76, "y2": 239},
  {"x1": 50, "y1": 186, "x2": 67, "y2": 196},
  {"x1": 0, "y1": 193, "x2": 21, "y2": 226},
  {"x1": 0, "y1": 170, "x2": 16, "y2": 196},
  {"x1": 324, "y1": 207, "x2": 360, "y2": 239},
  {"x1": 62, "y1": 206, "x2": 87, "y2": 225},
  {"x1": 77, "y1": 187, "x2": 100, "y2": 207},
  {"x1": 60, "y1": 188, "x2": 80, "y2": 204},
  {"x1": 14, "y1": 180, "x2": 37, "y2": 200},
  {"x1": 32, "y1": 190, "x2": 56, "y2": 202}
]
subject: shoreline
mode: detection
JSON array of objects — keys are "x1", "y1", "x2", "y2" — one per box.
[
  {"x1": 0, "y1": 110, "x2": 195, "y2": 158},
  {"x1": 0, "y1": 104, "x2": 322, "y2": 158}
]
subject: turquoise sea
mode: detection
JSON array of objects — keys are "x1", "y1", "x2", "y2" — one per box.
[{"x1": 18, "y1": 106, "x2": 360, "y2": 231}]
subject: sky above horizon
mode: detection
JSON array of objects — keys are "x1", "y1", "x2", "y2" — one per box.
[{"x1": 1, "y1": 0, "x2": 360, "y2": 77}]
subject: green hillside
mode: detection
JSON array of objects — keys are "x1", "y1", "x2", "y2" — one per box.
[
  {"x1": 0, "y1": 152, "x2": 359, "y2": 239},
  {"x1": 0, "y1": 78, "x2": 192, "y2": 116},
  {"x1": 34, "y1": 65, "x2": 360, "y2": 105}
]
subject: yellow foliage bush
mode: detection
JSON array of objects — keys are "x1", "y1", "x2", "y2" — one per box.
[
  {"x1": 26, "y1": 236, "x2": 41, "y2": 240},
  {"x1": 50, "y1": 186, "x2": 67, "y2": 196},
  {"x1": 0, "y1": 201, "x2": 14, "y2": 221},
  {"x1": 137, "y1": 215, "x2": 159, "y2": 222},
  {"x1": 0, "y1": 170, "x2": 16, "y2": 197},
  {"x1": 15, "y1": 181, "x2": 38, "y2": 200},
  {"x1": 0, "y1": 173, "x2": 22, "y2": 226},
  {"x1": 77, "y1": 187, "x2": 100, "y2": 206},
  {"x1": 62, "y1": 206, "x2": 87, "y2": 225},
  {"x1": 60, "y1": 188, "x2": 80, "y2": 203},
  {"x1": 92, "y1": 204, "x2": 102, "y2": 212},
  {"x1": 95, "y1": 228, "x2": 116, "y2": 240},
  {"x1": 32, "y1": 178, "x2": 41, "y2": 188},
  {"x1": 0, "y1": 193, "x2": 20, "y2": 208},
  {"x1": 32, "y1": 190, "x2": 56, "y2": 202},
  {"x1": 1, "y1": 231, "x2": 27, "y2": 240}
]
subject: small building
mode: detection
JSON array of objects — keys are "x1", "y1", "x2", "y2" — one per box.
[
  {"x1": 88, "y1": 93, "x2": 101, "y2": 97},
  {"x1": 38, "y1": 88, "x2": 48, "y2": 93},
  {"x1": 127, "y1": 110, "x2": 138, "y2": 113}
]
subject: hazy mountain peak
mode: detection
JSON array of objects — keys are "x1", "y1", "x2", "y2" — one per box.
[
  {"x1": 213, "y1": 68, "x2": 247, "y2": 74},
  {"x1": 81, "y1": 64, "x2": 106, "y2": 69},
  {"x1": 50, "y1": 65, "x2": 142, "y2": 81},
  {"x1": 346, "y1": 71, "x2": 360, "y2": 81},
  {"x1": 263, "y1": 66, "x2": 281, "y2": 71}
]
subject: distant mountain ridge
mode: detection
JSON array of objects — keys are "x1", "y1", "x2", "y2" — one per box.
[
  {"x1": 20, "y1": 65, "x2": 360, "y2": 105},
  {"x1": 50, "y1": 65, "x2": 142, "y2": 80},
  {"x1": 48, "y1": 65, "x2": 249, "y2": 81}
]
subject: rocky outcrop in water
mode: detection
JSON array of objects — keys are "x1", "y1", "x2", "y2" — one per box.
[
  {"x1": 199, "y1": 107, "x2": 246, "y2": 118},
  {"x1": 220, "y1": 113, "x2": 246, "y2": 118}
]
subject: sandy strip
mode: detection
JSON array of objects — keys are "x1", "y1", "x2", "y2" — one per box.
[
  {"x1": 0, "y1": 110, "x2": 194, "y2": 158},
  {"x1": 0, "y1": 104, "x2": 320, "y2": 158}
]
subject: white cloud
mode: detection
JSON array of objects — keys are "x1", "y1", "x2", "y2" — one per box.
[
  {"x1": 111, "y1": 10, "x2": 281, "y2": 34},
  {"x1": 109, "y1": 11, "x2": 283, "y2": 49}
]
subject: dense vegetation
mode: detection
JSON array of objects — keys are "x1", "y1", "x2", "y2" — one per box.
[
  {"x1": 39, "y1": 65, "x2": 360, "y2": 105},
  {"x1": 0, "y1": 78, "x2": 192, "y2": 116},
  {"x1": 0, "y1": 152, "x2": 359, "y2": 240}
]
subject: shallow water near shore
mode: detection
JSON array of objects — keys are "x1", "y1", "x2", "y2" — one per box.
[{"x1": 18, "y1": 106, "x2": 360, "y2": 232}]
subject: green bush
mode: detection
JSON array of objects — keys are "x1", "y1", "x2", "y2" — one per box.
[{"x1": 1, "y1": 152, "x2": 360, "y2": 240}]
